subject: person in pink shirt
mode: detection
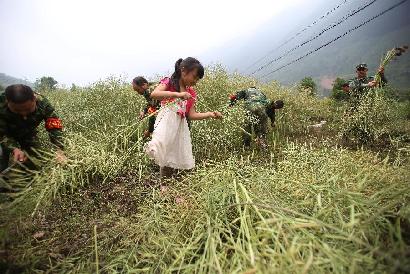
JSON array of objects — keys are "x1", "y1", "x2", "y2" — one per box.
[{"x1": 146, "y1": 57, "x2": 222, "y2": 179}]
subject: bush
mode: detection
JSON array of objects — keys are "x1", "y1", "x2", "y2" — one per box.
[
  {"x1": 339, "y1": 89, "x2": 403, "y2": 145},
  {"x1": 299, "y1": 77, "x2": 317, "y2": 96},
  {"x1": 34, "y1": 76, "x2": 58, "y2": 92},
  {"x1": 332, "y1": 89, "x2": 349, "y2": 101},
  {"x1": 331, "y1": 77, "x2": 349, "y2": 101}
]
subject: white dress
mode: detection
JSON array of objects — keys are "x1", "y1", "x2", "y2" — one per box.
[{"x1": 145, "y1": 101, "x2": 195, "y2": 170}]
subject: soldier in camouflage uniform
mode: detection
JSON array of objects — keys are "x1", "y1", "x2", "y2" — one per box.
[
  {"x1": 0, "y1": 84, "x2": 65, "y2": 172},
  {"x1": 132, "y1": 76, "x2": 161, "y2": 138},
  {"x1": 348, "y1": 63, "x2": 388, "y2": 107},
  {"x1": 229, "y1": 87, "x2": 284, "y2": 148}
]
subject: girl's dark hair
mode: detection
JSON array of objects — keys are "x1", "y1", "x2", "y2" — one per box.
[
  {"x1": 170, "y1": 57, "x2": 204, "y2": 92},
  {"x1": 5, "y1": 84, "x2": 35, "y2": 103},
  {"x1": 133, "y1": 76, "x2": 148, "y2": 86}
]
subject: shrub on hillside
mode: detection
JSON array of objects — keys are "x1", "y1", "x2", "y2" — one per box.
[
  {"x1": 299, "y1": 77, "x2": 317, "y2": 96},
  {"x1": 339, "y1": 89, "x2": 403, "y2": 145},
  {"x1": 34, "y1": 76, "x2": 58, "y2": 92},
  {"x1": 331, "y1": 77, "x2": 349, "y2": 101}
]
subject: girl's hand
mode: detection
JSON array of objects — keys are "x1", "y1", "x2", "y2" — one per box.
[
  {"x1": 177, "y1": 92, "x2": 192, "y2": 100},
  {"x1": 208, "y1": 111, "x2": 223, "y2": 119}
]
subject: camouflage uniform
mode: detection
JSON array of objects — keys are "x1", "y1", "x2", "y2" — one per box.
[
  {"x1": 348, "y1": 64, "x2": 388, "y2": 107},
  {"x1": 141, "y1": 84, "x2": 161, "y2": 134},
  {"x1": 230, "y1": 87, "x2": 276, "y2": 146},
  {"x1": 0, "y1": 92, "x2": 63, "y2": 171}
]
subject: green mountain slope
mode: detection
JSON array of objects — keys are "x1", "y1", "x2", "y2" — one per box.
[
  {"x1": 273, "y1": 24, "x2": 410, "y2": 95},
  {"x1": 204, "y1": 0, "x2": 410, "y2": 95},
  {"x1": 0, "y1": 73, "x2": 34, "y2": 88}
]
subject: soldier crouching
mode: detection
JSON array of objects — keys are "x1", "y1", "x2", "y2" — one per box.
[{"x1": 0, "y1": 84, "x2": 65, "y2": 175}]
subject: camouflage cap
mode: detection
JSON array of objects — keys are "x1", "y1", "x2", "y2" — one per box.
[{"x1": 356, "y1": 63, "x2": 368, "y2": 70}]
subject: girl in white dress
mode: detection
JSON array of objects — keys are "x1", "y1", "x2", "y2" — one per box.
[{"x1": 146, "y1": 57, "x2": 222, "y2": 178}]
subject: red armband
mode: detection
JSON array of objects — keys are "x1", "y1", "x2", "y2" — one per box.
[
  {"x1": 45, "y1": 118, "x2": 63, "y2": 130},
  {"x1": 229, "y1": 94, "x2": 237, "y2": 100}
]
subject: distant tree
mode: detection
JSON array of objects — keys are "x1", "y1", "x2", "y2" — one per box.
[
  {"x1": 299, "y1": 77, "x2": 317, "y2": 95},
  {"x1": 0, "y1": 83, "x2": 4, "y2": 92},
  {"x1": 35, "y1": 76, "x2": 58, "y2": 91},
  {"x1": 331, "y1": 77, "x2": 349, "y2": 101}
]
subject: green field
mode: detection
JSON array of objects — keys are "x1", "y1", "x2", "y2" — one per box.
[{"x1": 1, "y1": 67, "x2": 410, "y2": 273}]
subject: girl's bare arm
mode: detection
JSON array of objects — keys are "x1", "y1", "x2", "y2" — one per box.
[
  {"x1": 187, "y1": 104, "x2": 222, "y2": 121},
  {"x1": 150, "y1": 83, "x2": 191, "y2": 100}
]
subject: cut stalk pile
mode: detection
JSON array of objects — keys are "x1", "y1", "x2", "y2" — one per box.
[{"x1": 1, "y1": 67, "x2": 409, "y2": 273}]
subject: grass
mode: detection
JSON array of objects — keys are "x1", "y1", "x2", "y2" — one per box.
[{"x1": 1, "y1": 66, "x2": 410, "y2": 273}]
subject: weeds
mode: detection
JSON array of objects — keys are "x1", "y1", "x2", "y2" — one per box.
[{"x1": 1, "y1": 67, "x2": 409, "y2": 273}]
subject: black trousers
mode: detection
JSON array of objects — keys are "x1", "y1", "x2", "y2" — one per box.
[{"x1": 148, "y1": 116, "x2": 156, "y2": 133}]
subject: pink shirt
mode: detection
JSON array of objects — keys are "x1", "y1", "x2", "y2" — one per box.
[{"x1": 159, "y1": 77, "x2": 197, "y2": 116}]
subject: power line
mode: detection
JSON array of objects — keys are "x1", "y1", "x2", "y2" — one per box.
[
  {"x1": 250, "y1": 0, "x2": 378, "y2": 76},
  {"x1": 258, "y1": 0, "x2": 408, "y2": 80},
  {"x1": 242, "y1": 0, "x2": 349, "y2": 74}
]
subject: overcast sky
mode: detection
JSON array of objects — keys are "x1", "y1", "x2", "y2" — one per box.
[{"x1": 0, "y1": 0, "x2": 310, "y2": 86}]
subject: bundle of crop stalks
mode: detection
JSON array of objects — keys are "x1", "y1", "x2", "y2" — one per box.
[
  {"x1": 374, "y1": 45, "x2": 408, "y2": 85},
  {"x1": 1, "y1": 67, "x2": 410, "y2": 273}
]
